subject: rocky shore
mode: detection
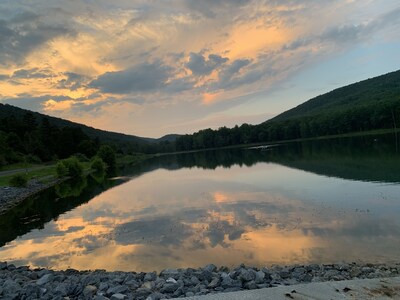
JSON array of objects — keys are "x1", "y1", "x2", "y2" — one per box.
[
  {"x1": 0, "y1": 178, "x2": 65, "y2": 215},
  {"x1": 0, "y1": 261, "x2": 399, "y2": 300}
]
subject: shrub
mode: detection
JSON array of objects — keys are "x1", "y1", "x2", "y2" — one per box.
[
  {"x1": 9, "y1": 174, "x2": 28, "y2": 187},
  {"x1": 97, "y1": 145, "x2": 116, "y2": 170},
  {"x1": 91, "y1": 156, "x2": 106, "y2": 172},
  {"x1": 56, "y1": 161, "x2": 68, "y2": 177},
  {"x1": 56, "y1": 157, "x2": 84, "y2": 178}
]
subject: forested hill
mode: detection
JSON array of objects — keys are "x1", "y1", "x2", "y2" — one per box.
[
  {"x1": 175, "y1": 69, "x2": 400, "y2": 151},
  {"x1": 0, "y1": 104, "x2": 178, "y2": 165},
  {"x1": 0, "y1": 103, "x2": 149, "y2": 145},
  {"x1": 271, "y1": 69, "x2": 400, "y2": 122}
]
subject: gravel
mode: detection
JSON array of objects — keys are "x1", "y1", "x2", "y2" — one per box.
[{"x1": 0, "y1": 262, "x2": 399, "y2": 299}]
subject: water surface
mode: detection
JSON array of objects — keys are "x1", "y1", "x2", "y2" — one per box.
[{"x1": 0, "y1": 134, "x2": 399, "y2": 271}]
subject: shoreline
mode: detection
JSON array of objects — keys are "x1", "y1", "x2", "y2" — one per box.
[
  {"x1": 0, "y1": 261, "x2": 399, "y2": 299},
  {"x1": 0, "y1": 178, "x2": 66, "y2": 215}
]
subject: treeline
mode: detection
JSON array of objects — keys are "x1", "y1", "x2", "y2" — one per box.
[
  {"x1": 176, "y1": 70, "x2": 400, "y2": 151},
  {"x1": 0, "y1": 112, "x2": 106, "y2": 166}
]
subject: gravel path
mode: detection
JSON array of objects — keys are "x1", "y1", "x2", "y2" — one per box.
[{"x1": 0, "y1": 262, "x2": 399, "y2": 300}]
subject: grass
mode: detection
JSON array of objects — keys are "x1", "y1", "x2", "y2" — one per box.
[{"x1": 0, "y1": 165, "x2": 58, "y2": 187}]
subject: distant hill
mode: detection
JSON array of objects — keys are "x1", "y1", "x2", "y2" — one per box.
[
  {"x1": 0, "y1": 103, "x2": 151, "y2": 146},
  {"x1": 175, "y1": 69, "x2": 400, "y2": 151},
  {"x1": 271, "y1": 70, "x2": 400, "y2": 122}
]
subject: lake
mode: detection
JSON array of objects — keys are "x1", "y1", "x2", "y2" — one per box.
[{"x1": 1, "y1": 134, "x2": 400, "y2": 272}]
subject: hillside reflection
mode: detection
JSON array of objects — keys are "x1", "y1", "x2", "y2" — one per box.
[{"x1": 0, "y1": 133, "x2": 399, "y2": 271}]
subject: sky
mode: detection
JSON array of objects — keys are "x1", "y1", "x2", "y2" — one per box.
[{"x1": 0, "y1": 1, "x2": 399, "y2": 138}]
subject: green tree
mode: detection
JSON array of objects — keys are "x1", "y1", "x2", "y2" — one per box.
[{"x1": 97, "y1": 145, "x2": 116, "y2": 170}]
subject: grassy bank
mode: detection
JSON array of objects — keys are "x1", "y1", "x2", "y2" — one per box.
[{"x1": 0, "y1": 154, "x2": 152, "y2": 187}]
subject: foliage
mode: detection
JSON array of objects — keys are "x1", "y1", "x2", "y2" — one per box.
[
  {"x1": 9, "y1": 174, "x2": 28, "y2": 187},
  {"x1": 91, "y1": 156, "x2": 106, "y2": 172},
  {"x1": 176, "y1": 70, "x2": 400, "y2": 151},
  {"x1": 97, "y1": 145, "x2": 116, "y2": 170},
  {"x1": 56, "y1": 157, "x2": 84, "y2": 178}
]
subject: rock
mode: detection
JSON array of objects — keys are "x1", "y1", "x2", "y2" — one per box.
[
  {"x1": 99, "y1": 282, "x2": 109, "y2": 291},
  {"x1": 54, "y1": 283, "x2": 68, "y2": 296},
  {"x1": 135, "y1": 287, "x2": 152, "y2": 298},
  {"x1": 107, "y1": 285, "x2": 128, "y2": 295},
  {"x1": 146, "y1": 292, "x2": 165, "y2": 300},
  {"x1": 350, "y1": 268, "x2": 362, "y2": 278},
  {"x1": 255, "y1": 271, "x2": 265, "y2": 284},
  {"x1": 160, "y1": 282, "x2": 180, "y2": 293},
  {"x1": 36, "y1": 274, "x2": 54, "y2": 285},
  {"x1": 166, "y1": 277, "x2": 177, "y2": 284},
  {"x1": 323, "y1": 269, "x2": 340, "y2": 279},
  {"x1": 190, "y1": 276, "x2": 200, "y2": 285},
  {"x1": 186, "y1": 291, "x2": 195, "y2": 297},
  {"x1": 239, "y1": 269, "x2": 256, "y2": 282},
  {"x1": 83, "y1": 285, "x2": 98, "y2": 297},
  {"x1": 142, "y1": 281, "x2": 155, "y2": 290},
  {"x1": 2, "y1": 279, "x2": 21, "y2": 295},
  {"x1": 144, "y1": 272, "x2": 157, "y2": 282},
  {"x1": 279, "y1": 269, "x2": 290, "y2": 279},
  {"x1": 208, "y1": 277, "x2": 220, "y2": 289},
  {"x1": 160, "y1": 269, "x2": 179, "y2": 279},
  {"x1": 203, "y1": 264, "x2": 217, "y2": 273},
  {"x1": 220, "y1": 276, "x2": 241, "y2": 289},
  {"x1": 111, "y1": 293, "x2": 127, "y2": 300},
  {"x1": 244, "y1": 280, "x2": 257, "y2": 290},
  {"x1": 299, "y1": 273, "x2": 313, "y2": 282},
  {"x1": 292, "y1": 267, "x2": 306, "y2": 279},
  {"x1": 0, "y1": 262, "x2": 7, "y2": 270}
]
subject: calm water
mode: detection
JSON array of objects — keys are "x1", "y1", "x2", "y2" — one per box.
[{"x1": 1, "y1": 134, "x2": 400, "y2": 271}]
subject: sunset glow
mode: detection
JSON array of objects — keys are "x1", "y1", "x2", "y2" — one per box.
[{"x1": 0, "y1": 1, "x2": 399, "y2": 136}]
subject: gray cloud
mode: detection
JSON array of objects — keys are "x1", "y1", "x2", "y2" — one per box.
[
  {"x1": 12, "y1": 68, "x2": 52, "y2": 79},
  {"x1": 183, "y1": 0, "x2": 250, "y2": 18},
  {"x1": 56, "y1": 72, "x2": 88, "y2": 91},
  {"x1": 0, "y1": 74, "x2": 9, "y2": 81},
  {"x1": 186, "y1": 52, "x2": 229, "y2": 76},
  {"x1": 0, "y1": 12, "x2": 74, "y2": 66},
  {"x1": 89, "y1": 61, "x2": 172, "y2": 94}
]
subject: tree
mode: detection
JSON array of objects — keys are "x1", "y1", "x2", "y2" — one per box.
[{"x1": 97, "y1": 145, "x2": 116, "y2": 170}]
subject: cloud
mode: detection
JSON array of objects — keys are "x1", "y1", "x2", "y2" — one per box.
[
  {"x1": 0, "y1": 12, "x2": 74, "y2": 66},
  {"x1": 56, "y1": 72, "x2": 88, "y2": 91},
  {"x1": 186, "y1": 52, "x2": 229, "y2": 76},
  {"x1": 12, "y1": 68, "x2": 52, "y2": 79},
  {"x1": 89, "y1": 61, "x2": 172, "y2": 94}
]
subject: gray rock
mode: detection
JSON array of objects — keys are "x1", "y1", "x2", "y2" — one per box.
[
  {"x1": 244, "y1": 280, "x2": 257, "y2": 290},
  {"x1": 94, "y1": 296, "x2": 109, "y2": 300},
  {"x1": 239, "y1": 269, "x2": 256, "y2": 282},
  {"x1": 110, "y1": 293, "x2": 127, "y2": 300},
  {"x1": 190, "y1": 276, "x2": 200, "y2": 285},
  {"x1": 83, "y1": 285, "x2": 98, "y2": 297},
  {"x1": 186, "y1": 291, "x2": 195, "y2": 297},
  {"x1": 2, "y1": 279, "x2": 21, "y2": 295},
  {"x1": 107, "y1": 285, "x2": 128, "y2": 295},
  {"x1": 99, "y1": 282, "x2": 109, "y2": 291},
  {"x1": 0, "y1": 262, "x2": 7, "y2": 270},
  {"x1": 255, "y1": 271, "x2": 265, "y2": 284},
  {"x1": 279, "y1": 269, "x2": 290, "y2": 279},
  {"x1": 350, "y1": 268, "x2": 362, "y2": 278},
  {"x1": 144, "y1": 272, "x2": 157, "y2": 282},
  {"x1": 166, "y1": 277, "x2": 177, "y2": 284},
  {"x1": 146, "y1": 292, "x2": 165, "y2": 300},
  {"x1": 36, "y1": 274, "x2": 54, "y2": 285},
  {"x1": 160, "y1": 282, "x2": 180, "y2": 293},
  {"x1": 203, "y1": 264, "x2": 217, "y2": 273},
  {"x1": 135, "y1": 287, "x2": 152, "y2": 298},
  {"x1": 142, "y1": 281, "x2": 155, "y2": 290},
  {"x1": 54, "y1": 283, "x2": 68, "y2": 296},
  {"x1": 220, "y1": 276, "x2": 241, "y2": 289},
  {"x1": 299, "y1": 273, "x2": 313, "y2": 282},
  {"x1": 160, "y1": 269, "x2": 179, "y2": 279},
  {"x1": 208, "y1": 277, "x2": 220, "y2": 289}
]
